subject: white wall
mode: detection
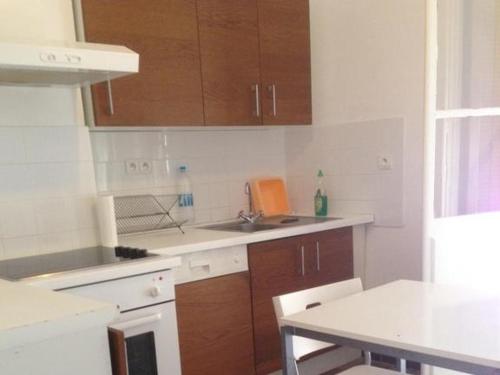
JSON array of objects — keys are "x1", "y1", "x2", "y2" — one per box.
[
  {"x1": 286, "y1": 0, "x2": 426, "y2": 287},
  {"x1": 0, "y1": 0, "x2": 100, "y2": 260}
]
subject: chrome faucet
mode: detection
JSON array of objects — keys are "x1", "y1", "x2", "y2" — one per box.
[{"x1": 238, "y1": 182, "x2": 263, "y2": 224}]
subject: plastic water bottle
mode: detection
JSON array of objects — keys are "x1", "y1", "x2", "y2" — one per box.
[{"x1": 177, "y1": 165, "x2": 194, "y2": 224}]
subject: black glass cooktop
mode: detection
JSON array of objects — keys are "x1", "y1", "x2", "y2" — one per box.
[{"x1": 0, "y1": 246, "x2": 154, "y2": 281}]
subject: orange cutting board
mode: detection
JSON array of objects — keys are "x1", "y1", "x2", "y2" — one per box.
[{"x1": 251, "y1": 178, "x2": 291, "y2": 217}]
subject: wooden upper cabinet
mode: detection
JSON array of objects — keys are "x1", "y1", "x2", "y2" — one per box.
[
  {"x1": 80, "y1": 0, "x2": 311, "y2": 127},
  {"x1": 80, "y1": 0, "x2": 204, "y2": 126},
  {"x1": 257, "y1": 0, "x2": 312, "y2": 125},
  {"x1": 197, "y1": 0, "x2": 263, "y2": 125}
]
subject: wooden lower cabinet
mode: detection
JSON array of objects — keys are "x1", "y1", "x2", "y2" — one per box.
[
  {"x1": 175, "y1": 272, "x2": 256, "y2": 375},
  {"x1": 248, "y1": 228, "x2": 354, "y2": 374},
  {"x1": 304, "y1": 228, "x2": 354, "y2": 288}
]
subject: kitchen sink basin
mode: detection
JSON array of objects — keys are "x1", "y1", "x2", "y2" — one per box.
[
  {"x1": 202, "y1": 222, "x2": 281, "y2": 233},
  {"x1": 202, "y1": 215, "x2": 340, "y2": 233}
]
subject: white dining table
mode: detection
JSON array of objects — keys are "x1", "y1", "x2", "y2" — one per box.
[{"x1": 280, "y1": 280, "x2": 500, "y2": 375}]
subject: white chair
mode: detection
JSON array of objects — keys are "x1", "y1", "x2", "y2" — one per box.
[{"x1": 273, "y1": 278, "x2": 400, "y2": 375}]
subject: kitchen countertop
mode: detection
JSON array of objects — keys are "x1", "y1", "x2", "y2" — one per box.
[
  {"x1": 0, "y1": 279, "x2": 116, "y2": 352},
  {"x1": 0, "y1": 214, "x2": 371, "y2": 353},
  {"x1": 120, "y1": 214, "x2": 373, "y2": 256}
]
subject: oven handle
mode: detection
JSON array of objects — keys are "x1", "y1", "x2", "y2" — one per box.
[
  {"x1": 110, "y1": 313, "x2": 162, "y2": 331},
  {"x1": 108, "y1": 328, "x2": 128, "y2": 375}
]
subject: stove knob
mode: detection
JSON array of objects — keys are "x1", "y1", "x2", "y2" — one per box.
[
  {"x1": 115, "y1": 246, "x2": 125, "y2": 257},
  {"x1": 150, "y1": 285, "x2": 161, "y2": 298},
  {"x1": 121, "y1": 247, "x2": 131, "y2": 258},
  {"x1": 129, "y1": 248, "x2": 139, "y2": 259}
]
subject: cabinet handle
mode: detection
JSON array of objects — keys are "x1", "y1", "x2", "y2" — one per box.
[
  {"x1": 106, "y1": 79, "x2": 115, "y2": 116},
  {"x1": 268, "y1": 84, "x2": 277, "y2": 116},
  {"x1": 316, "y1": 241, "x2": 320, "y2": 272},
  {"x1": 189, "y1": 259, "x2": 211, "y2": 271},
  {"x1": 301, "y1": 245, "x2": 305, "y2": 276},
  {"x1": 252, "y1": 84, "x2": 260, "y2": 117}
]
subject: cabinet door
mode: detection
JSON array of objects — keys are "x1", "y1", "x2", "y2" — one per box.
[
  {"x1": 257, "y1": 0, "x2": 312, "y2": 125},
  {"x1": 197, "y1": 0, "x2": 263, "y2": 125},
  {"x1": 248, "y1": 229, "x2": 354, "y2": 374},
  {"x1": 305, "y1": 227, "x2": 354, "y2": 288},
  {"x1": 248, "y1": 236, "x2": 304, "y2": 375},
  {"x1": 175, "y1": 272, "x2": 255, "y2": 375},
  {"x1": 81, "y1": 0, "x2": 204, "y2": 126}
]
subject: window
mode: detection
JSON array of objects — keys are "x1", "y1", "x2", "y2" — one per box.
[{"x1": 426, "y1": 0, "x2": 500, "y2": 300}]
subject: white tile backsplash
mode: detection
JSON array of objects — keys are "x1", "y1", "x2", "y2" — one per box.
[
  {"x1": 24, "y1": 126, "x2": 93, "y2": 163},
  {"x1": 2, "y1": 236, "x2": 39, "y2": 260},
  {"x1": 285, "y1": 118, "x2": 405, "y2": 226},
  {"x1": 0, "y1": 125, "x2": 100, "y2": 261},
  {"x1": 0, "y1": 127, "x2": 27, "y2": 164},
  {"x1": 0, "y1": 87, "x2": 84, "y2": 127},
  {"x1": 0, "y1": 201, "x2": 38, "y2": 238},
  {"x1": 192, "y1": 183, "x2": 211, "y2": 210},
  {"x1": 0, "y1": 111, "x2": 402, "y2": 261},
  {"x1": 29, "y1": 161, "x2": 97, "y2": 198},
  {"x1": 0, "y1": 1, "x2": 99, "y2": 260},
  {"x1": 91, "y1": 128, "x2": 287, "y2": 224},
  {"x1": 38, "y1": 231, "x2": 78, "y2": 254},
  {"x1": 34, "y1": 198, "x2": 78, "y2": 234},
  {"x1": 0, "y1": 164, "x2": 35, "y2": 199}
]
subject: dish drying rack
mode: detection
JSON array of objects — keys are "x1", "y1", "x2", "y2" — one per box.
[{"x1": 114, "y1": 194, "x2": 186, "y2": 235}]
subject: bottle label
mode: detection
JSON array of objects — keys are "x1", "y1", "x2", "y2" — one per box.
[
  {"x1": 179, "y1": 193, "x2": 194, "y2": 207},
  {"x1": 315, "y1": 195, "x2": 328, "y2": 216}
]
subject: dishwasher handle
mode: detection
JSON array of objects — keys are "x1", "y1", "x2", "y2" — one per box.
[{"x1": 189, "y1": 259, "x2": 211, "y2": 270}]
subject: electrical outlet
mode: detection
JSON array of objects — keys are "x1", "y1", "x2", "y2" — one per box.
[
  {"x1": 125, "y1": 160, "x2": 152, "y2": 175},
  {"x1": 377, "y1": 155, "x2": 393, "y2": 170},
  {"x1": 125, "y1": 160, "x2": 139, "y2": 174},
  {"x1": 139, "y1": 160, "x2": 152, "y2": 174}
]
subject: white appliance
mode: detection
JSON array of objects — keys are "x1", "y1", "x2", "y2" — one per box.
[
  {"x1": 0, "y1": 246, "x2": 181, "y2": 375},
  {"x1": 0, "y1": 40, "x2": 138, "y2": 86},
  {"x1": 66, "y1": 269, "x2": 181, "y2": 375}
]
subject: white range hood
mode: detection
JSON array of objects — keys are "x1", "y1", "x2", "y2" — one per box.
[{"x1": 0, "y1": 40, "x2": 139, "y2": 87}]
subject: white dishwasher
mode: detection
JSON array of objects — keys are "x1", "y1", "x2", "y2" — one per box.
[
  {"x1": 173, "y1": 244, "x2": 255, "y2": 374},
  {"x1": 173, "y1": 245, "x2": 248, "y2": 284}
]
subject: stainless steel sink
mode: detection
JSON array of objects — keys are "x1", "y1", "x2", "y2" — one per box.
[
  {"x1": 260, "y1": 215, "x2": 340, "y2": 226},
  {"x1": 202, "y1": 221, "x2": 281, "y2": 233},
  {"x1": 202, "y1": 215, "x2": 340, "y2": 233}
]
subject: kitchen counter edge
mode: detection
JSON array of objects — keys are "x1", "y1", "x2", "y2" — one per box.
[{"x1": 120, "y1": 214, "x2": 374, "y2": 256}]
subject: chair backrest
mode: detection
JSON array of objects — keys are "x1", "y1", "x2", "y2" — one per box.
[{"x1": 273, "y1": 278, "x2": 363, "y2": 325}]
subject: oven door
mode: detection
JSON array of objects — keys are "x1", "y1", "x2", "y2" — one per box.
[{"x1": 108, "y1": 302, "x2": 181, "y2": 375}]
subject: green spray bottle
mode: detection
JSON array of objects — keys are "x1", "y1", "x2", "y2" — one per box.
[{"x1": 314, "y1": 169, "x2": 328, "y2": 216}]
